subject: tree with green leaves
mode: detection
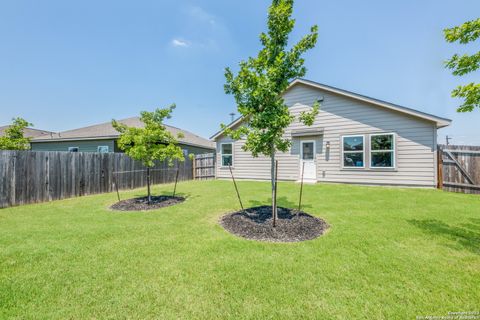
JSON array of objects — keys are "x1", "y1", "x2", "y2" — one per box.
[
  {"x1": 444, "y1": 18, "x2": 480, "y2": 112},
  {"x1": 112, "y1": 105, "x2": 185, "y2": 204},
  {"x1": 0, "y1": 117, "x2": 33, "y2": 150},
  {"x1": 223, "y1": 0, "x2": 319, "y2": 224}
]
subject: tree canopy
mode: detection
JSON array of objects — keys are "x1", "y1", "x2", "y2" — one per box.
[
  {"x1": 444, "y1": 18, "x2": 480, "y2": 112},
  {"x1": 0, "y1": 117, "x2": 33, "y2": 150},
  {"x1": 112, "y1": 105, "x2": 185, "y2": 168},
  {"x1": 223, "y1": 0, "x2": 319, "y2": 157}
]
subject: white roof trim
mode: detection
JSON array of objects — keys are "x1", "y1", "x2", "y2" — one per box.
[
  {"x1": 211, "y1": 79, "x2": 452, "y2": 140},
  {"x1": 210, "y1": 117, "x2": 244, "y2": 140}
]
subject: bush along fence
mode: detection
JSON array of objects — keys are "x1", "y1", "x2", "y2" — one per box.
[
  {"x1": 0, "y1": 150, "x2": 193, "y2": 208},
  {"x1": 438, "y1": 144, "x2": 480, "y2": 194}
]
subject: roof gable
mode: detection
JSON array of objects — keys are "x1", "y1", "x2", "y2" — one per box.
[{"x1": 211, "y1": 78, "x2": 451, "y2": 140}]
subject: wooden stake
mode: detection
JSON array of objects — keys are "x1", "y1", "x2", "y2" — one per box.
[
  {"x1": 298, "y1": 162, "x2": 305, "y2": 212},
  {"x1": 173, "y1": 168, "x2": 179, "y2": 197},
  {"x1": 228, "y1": 165, "x2": 244, "y2": 212},
  {"x1": 146, "y1": 167, "x2": 151, "y2": 204},
  {"x1": 114, "y1": 173, "x2": 120, "y2": 202}
]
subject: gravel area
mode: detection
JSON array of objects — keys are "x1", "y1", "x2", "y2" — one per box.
[
  {"x1": 110, "y1": 195, "x2": 185, "y2": 211},
  {"x1": 220, "y1": 205, "x2": 328, "y2": 242}
]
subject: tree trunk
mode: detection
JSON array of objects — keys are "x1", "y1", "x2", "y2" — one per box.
[
  {"x1": 146, "y1": 167, "x2": 151, "y2": 205},
  {"x1": 271, "y1": 150, "x2": 277, "y2": 227}
]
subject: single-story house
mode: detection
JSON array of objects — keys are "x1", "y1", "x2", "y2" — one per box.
[
  {"x1": 211, "y1": 78, "x2": 451, "y2": 187},
  {"x1": 31, "y1": 117, "x2": 215, "y2": 155},
  {"x1": 0, "y1": 126, "x2": 54, "y2": 139}
]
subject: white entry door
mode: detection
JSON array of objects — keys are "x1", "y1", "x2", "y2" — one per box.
[{"x1": 300, "y1": 140, "x2": 316, "y2": 181}]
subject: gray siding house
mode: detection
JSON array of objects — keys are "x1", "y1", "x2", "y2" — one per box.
[
  {"x1": 31, "y1": 117, "x2": 215, "y2": 155},
  {"x1": 211, "y1": 79, "x2": 451, "y2": 187}
]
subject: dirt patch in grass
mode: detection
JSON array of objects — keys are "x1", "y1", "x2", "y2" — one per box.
[
  {"x1": 220, "y1": 205, "x2": 328, "y2": 242},
  {"x1": 110, "y1": 195, "x2": 185, "y2": 211}
]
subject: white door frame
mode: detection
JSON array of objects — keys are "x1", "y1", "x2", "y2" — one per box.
[{"x1": 300, "y1": 140, "x2": 317, "y2": 181}]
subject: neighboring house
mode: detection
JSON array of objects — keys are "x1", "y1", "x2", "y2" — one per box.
[
  {"x1": 31, "y1": 117, "x2": 215, "y2": 155},
  {"x1": 211, "y1": 78, "x2": 451, "y2": 187},
  {"x1": 0, "y1": 126, "x2": 54, "y2": 139}
]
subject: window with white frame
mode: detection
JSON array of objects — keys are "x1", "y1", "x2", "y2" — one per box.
[
  {"x1": 221, "y1": 143, "x2": 233, "y2": 167},
  {"x1": 97, "y1": 146, "x2": 109, "y2": 153},
  {"x1": 370, "y1": 133, "x2": 395, "y2": 168},
  {"x1": 342, "y1": 135, "x2": 364, "y2": 168},
  {"x1": 68, "y1": 147, "x2": 79, "y2": 152}
]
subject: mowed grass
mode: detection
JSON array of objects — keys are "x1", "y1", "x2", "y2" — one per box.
[{"x1": 0, "y1": 180, "x2": 479, "y2": 319}]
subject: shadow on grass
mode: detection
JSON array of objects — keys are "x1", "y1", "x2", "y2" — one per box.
[
  {"x1": 408, "y1": 218, "x2": 480, "y2": 255},
  {"x1": 247, "y1": 196, "x2": 312, "y2": 210}
]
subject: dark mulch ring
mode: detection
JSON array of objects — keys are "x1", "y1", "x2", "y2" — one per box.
[
  {"x1": 110, "y1": 195, "x2": 185, "y2": 211},
  {"x1": 220, "y1": 205, "x2": 329, "y2": 243}
]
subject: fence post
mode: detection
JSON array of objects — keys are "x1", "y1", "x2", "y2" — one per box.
[
  {"x1": 193, "y1": 155, "x2": 196, "y2": 180},
  {"x1": 437, "y1": 145, "x2": 443, "y2": 189},
  {"x1": 11, "y1": 151, "x2": 17, "y2": 206}
]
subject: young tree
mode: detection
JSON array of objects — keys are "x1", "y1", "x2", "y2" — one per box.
[
  {"x1": 112, "y1": 105, "x2": 185, "y2": 204},
  {"x1": 0, "y1": 117, "x2": 33, "y2": 150},
  {"x1": 444, "y1": 18, "x2": 480, "y2": 112},
  {"x1": 223, "y1": 0, "x2": 319, "y2": 223}
]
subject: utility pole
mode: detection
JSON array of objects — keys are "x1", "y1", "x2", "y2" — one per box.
[
  {"x1": 446, "y1": 135, "x2": 452, "y2": 146},
  {"x1": 229, "y1": 112, "x2": 235, "y2": 123}
]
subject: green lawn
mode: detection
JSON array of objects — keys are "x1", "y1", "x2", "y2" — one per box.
[{"x1": 0, "y1": 180, "x2": 479, "y2": 319}]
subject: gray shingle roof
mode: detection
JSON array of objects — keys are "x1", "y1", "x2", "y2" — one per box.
[
  {"x1": 31, "y1": 117, "x2": 215, "y2": 149},
  {"x1": 0, "y1": 126, "x2": 54, "y2": 139}
]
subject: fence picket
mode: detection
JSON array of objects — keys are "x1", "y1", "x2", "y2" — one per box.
[
  {"x1": 194, "y1": 153, "x2": 215, "y2": 180},
  {"x1": 439, "y1": 144, "x2": 480, "y2": 194}
]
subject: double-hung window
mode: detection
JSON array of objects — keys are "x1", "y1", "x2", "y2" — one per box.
[
  {"x1": 342, "y1": 135, "x2": 364, "y2": 168},
  {"x1": 370, "y1": 133, "x2": 395, "y2": 168},
  {"x1": 221, "y1": 143, "x2": 233, "y2": 167}
]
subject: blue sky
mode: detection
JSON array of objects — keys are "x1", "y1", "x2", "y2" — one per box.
[{"x1": 0, "y1": 0, "x2": 479, "y2": 144}]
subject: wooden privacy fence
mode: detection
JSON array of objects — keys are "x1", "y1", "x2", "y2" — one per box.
[
  {"x1": 0, "y1": 150, "x2": 193, "y2": 208},
  {"x1": 438, "y1": 144, "x2": 480, "y2": 194},
  {"x1": 193, "y1": 153, "x2": 215, "y2": 180}
]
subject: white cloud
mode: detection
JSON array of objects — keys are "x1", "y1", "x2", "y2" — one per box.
[
  {"x1": 171, "y1": 39, "x2": 190, "y2": 48},
  {"x1": 168, "y1": 5, "x2": 231, "y2": 52}
]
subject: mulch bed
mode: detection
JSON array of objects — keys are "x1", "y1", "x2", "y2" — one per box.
[
  {"x1": 110, "y1": 195, "x2": 185, "y2": 211},
  {"x1": 219, "y1": 205, "x2": 329, "y2": 242}
]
